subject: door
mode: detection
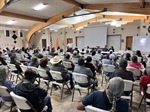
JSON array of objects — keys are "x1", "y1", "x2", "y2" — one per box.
[
  {"x1": 42, "y1": 39, "x2": 47, "y2": 48},
  {"x1": 126, "y1": 36, "x2": 133, "y2": 50},
  {"x1": 76, "y1": 36, "x2": 84, "y2": 50}
]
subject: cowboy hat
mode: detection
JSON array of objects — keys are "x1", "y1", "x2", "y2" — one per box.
[{"x1": 50, "y1": 56, "x2": 62, "y2": 65}]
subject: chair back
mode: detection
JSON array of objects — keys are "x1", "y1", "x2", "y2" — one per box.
[
  {"x1": 37, "y1": 68, "x2": 49, "y2": 78},
  {"x1": 102, "y1": 64, "x2": 115, "y2": 72},
  {"x1": 126, "y1": 67, "x2": 141, "y2": 77},
  {"x1": 72, "y1": 58, "x2": 78, "y2": 64},
  {"x1": 101, "y1": 59, "x2": 107, "y2": 64},
  {"x1": 0, "y1": 86, "x2": 10, "y2": 97},
  {"x1": 85, "y1": 105, "x2": 109, "y2": 112},
  {"x1": 146, "y1": 84, "x2": 150, "y2": 94},
  {"x1": 137, "y1": 57, "x2": 142, "y2": 62},
  {"x1": 63, "y1": 61, "x2": 72, "y2": 69},
  {"x1": 28, "y1": 66, "x2": 39, "y2": 74},
  {"x1": 73, "y1": 72, "x2": 88, "y2": 84},
  {"x1": 50, "y1": 70, "x2": 63, "y2": 80},
  {"x1": 8, "y1": 64, "x2": 17, "y2": 71},
  {"x1": 123, "y1": 80, "x2": 134, "y2": 91},
  {"x1": 10, "y1": 92, "x2": 33, "y2": 110},
  {"x1": 20, "y1": 65, "x2": 28, "y2": 73}
]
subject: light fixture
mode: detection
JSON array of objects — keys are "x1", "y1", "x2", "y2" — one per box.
[
  {"x1": 62, "y1": 8, "x2": 107, "y2": 19},
  {"x1": 7, "y1": 20, "x2": 16, "y2": 25},
  {"x1": 33, "y1": 3, "x2": 47, "y2": 11},
  {"x1": 111, "y1": 20, "x2": 117, "y2": 26}
]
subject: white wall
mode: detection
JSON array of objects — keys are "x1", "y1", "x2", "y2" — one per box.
[
  {"x1": 30, "y1": 20, "x2": 148, "y2": 51},
  {"x1": 0, "y1": 30, "x2": 27, "y2": 49}
]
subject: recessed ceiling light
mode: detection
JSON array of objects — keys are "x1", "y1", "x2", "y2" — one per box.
[
  {"x1": 7, "y1": 20, "x2": 16, "y2": 25},
  {"x1": 33, "y1": 3, "x2": 47, "y2": 11}
]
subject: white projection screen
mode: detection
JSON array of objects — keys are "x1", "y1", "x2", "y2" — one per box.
[
  {"x1": 132, "y1": 36, "x2": 150, "y2": 53},
  {"x1": 84, "y1": 25, "x2": 107, "y2": 48}
]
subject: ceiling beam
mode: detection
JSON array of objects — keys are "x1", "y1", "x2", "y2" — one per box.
[
  {"x1": 55, "y1": 21, "x2": 73, "y2": 27},
  {"x1": 0, "y1": 11, "x2": 46, "y2": 22},
  {"x1": 139, "y1": 0, "x2": 145, "y2": 8},
  {"x1": 84, "y1": 3, "x2": 150, "y2": 15},
  {"x1": 26, "y1": 7, "x2": 80, "y2": 42},
  {"x1": 63, "y1": 0, "x2": 83, "y2": 8},
  {"x1": 73, "y1": 15, "x2": 147, "y2": 29},
  {"x1": 0, "y1": 0, "x2": 13, "y2": 12}
]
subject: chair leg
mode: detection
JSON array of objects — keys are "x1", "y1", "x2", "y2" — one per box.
[
  {"x1": 66, "y1": 83, "x2": 71, "y2": 93},
  {"x1": 139, "y1": 96, "x2": 144, "y2": 108},
  {"x1": 46, "y1": 81, "x2": 50, "y2": 92},
  {"x1": 10, "y1": 102, "x2": 14, "y2": 112},
  {"x1": 78, "y1": 89, "x2": 81, "y2": 95},
  {"x1": 72, "y1": 88, "x2": 75, "y2": 102},
  {"x1": 50, "y1": 83, "x2": 54, "y2": 96},
  {"x1": 101, "y1": 74, "x2": 104, "y2": 86},
  {"x1": 61, "y1": 84, "x2": 65, "y2": 100}
]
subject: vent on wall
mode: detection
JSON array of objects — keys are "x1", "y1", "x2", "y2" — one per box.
[
  {"x1": 4, "y1": 30, "x2": 10, "y2": 37},
  {"x1": 18, "y1": 30, "x2": 23, "y2": 37}
]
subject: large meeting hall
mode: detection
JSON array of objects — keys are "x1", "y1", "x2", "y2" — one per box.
[{"x1": 1, "y1": 0, "x2": 150, "y2": 112}]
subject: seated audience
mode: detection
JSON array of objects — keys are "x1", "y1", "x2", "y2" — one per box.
[
  {"x1": 74, "y1": 58, "x2": 96, "y2": 89},
  {"x1": 128, "y1": 55, "x2": 144, "y2": 72},
  {"x1": 103, "y1": 45, "x2": 108, "y2": 51},
  {"x1": 136, "y1": 50, "x2": 146, "y2": 68},
  {"x1": 0, "y1": 51, "x2": 7, "y2": 65},
  {"x1": 39, "y1": 57, "x2": 52, "y2": 80},
  {"x1": 14, "y1": 69, "x2": 52, "y2": 112},
  {"x1": 0, "y1": 65, "x2": 16, "y2": 101},
  {"x1": 29, "y1": 56, "x2": 39, "y2": 68},
  {"x1": 96, "y1": 49, "x2": 103, "y2": 60},
  {"x1": 125, "y1": 53, "x2": 131, "y2": 61},
  {"x1": 72, "y1": 50, "x2": 81, "y2": 59},
  {"x1": 10, "y1": 55, "x2": 22, "y2": 73},
  {"x1": 140, "y1": 66, "x2": 150, "y2": 100},
  {"x1": 85, "y1": 56, "x2": 96, "y2": 77},
  {"x1": 124, "y1": 47, "x2": 133, "y2": 56},
  {"x1": 109, "y1": 46, "x2": 115, "y2": 52},
  {"x1": 63, "y1": 54, "x2": 75, "y2": 71},
  {"x1": 77, "y1": 77, "x2": 129, "y2": 112},
  {"x1": 50, "y1": 56, "x2": 74, "y2": 89},
  {"x1": 113, "y1": 59, "x2": 134, "y2": 95}
]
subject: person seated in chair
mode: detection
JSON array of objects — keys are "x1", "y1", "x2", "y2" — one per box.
[
  {"x1": 63, "y1": 54, "x2": 75, "y2": 71},
  {"x1": 14, "y1": 69, "x2": 52, "y2": 112},
  {"x1": 0, "y1": 51, "x2": 7, "y2": 66},
  {"x1": 50, "y1": 56, "x2": 74, "y2": 89},
  {"x1": 77, "y1": 77, "x2": 129, "y2": 112},
  {"x1": 0, "y1": 65, "x2": 16, "y2": 101},
  {"x1": 74, "y1": 58, "x2": 96, "y2": 88}
]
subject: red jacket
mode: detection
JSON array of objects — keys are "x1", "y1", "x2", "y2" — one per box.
[{"x1": 140, "y1": 75, "x2": 150, "y2": 99}]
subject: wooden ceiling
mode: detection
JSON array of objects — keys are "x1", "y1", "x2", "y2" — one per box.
[{"x1": 0, "y1": 0, "x2": 150, "y2": 42}]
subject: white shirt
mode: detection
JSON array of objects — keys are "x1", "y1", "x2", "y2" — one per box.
[{"x1": 67, "y1": 43, "x2": 73, "y2": 48}]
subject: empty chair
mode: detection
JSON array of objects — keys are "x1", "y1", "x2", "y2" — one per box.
[
  {"x1": 10, "y1": 91, "x2": 47, "y2": 112},
  {"x1": 101, "y1": 64, "x2": 115, "y2": 86},
  {"x1": 121, "y1": 80, "x2": 134, "y2": 112},
  {"x1": 72, "y1": 72, "x2": 93, "y2": 102},
  {"x1": 0, "y1": 86, "x2": 14, "y2": 112},
  {"x1": 139, "y1": 84, "x2": 150, "y2": 112},
  {"x1": 85, "y1": 105, "x2": 109, "y2": 112},
  {"x1": 20, "y1": 65, "x2": 28, "y2": 73},
  {"x1": 50, "y1": 70, "x2": 71, "y2": 100}
]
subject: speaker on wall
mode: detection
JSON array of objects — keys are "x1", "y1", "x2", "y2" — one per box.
[{"x1": 4, "y1": 30, "x2": 10, "y2": 37}]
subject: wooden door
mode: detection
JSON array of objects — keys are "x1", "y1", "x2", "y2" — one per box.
[
  {"x1": 126, "y1": 36, "x2": 133, "y2": 50},
  {"x1": 67, "y1": 38, "x2": 73, "y2": 44}
]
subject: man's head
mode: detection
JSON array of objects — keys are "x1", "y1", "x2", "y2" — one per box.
[
  {"x1": 24, "y1": 69, "x2": 37, "y2": 83},
  {"x1": 86, "y1": 56, "x2": 92, "y2": 63},
  {"x1": 127, "y1": 47, "x2": 131, "y2": 50},
  {"x1": 0, "y1": 51, "x2": 2, "y2": 57},
  {"x1": 119, "y1": 59, "x2": 127, "y2": 69},
  {"x1": 132, "y1": 55, "x2": 138, "y2": 63},
  {"x1": 64, "y1": 54, "x2": 70, "y2": 59},
  {"x1": 78, "y1": 58, "x2": 85, "y2": 66}
]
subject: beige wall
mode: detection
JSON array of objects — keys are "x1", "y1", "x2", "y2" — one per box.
[
  {"x1": 30, "y1": 20, "x2": 149, "y2": 51},
  {"x1": 0, "y1": 30, "x2": 27, "y2": 50}
]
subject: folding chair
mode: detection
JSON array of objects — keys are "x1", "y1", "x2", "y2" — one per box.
[
  {"x1": 50, "y1": 70, "x2": 71, "y2": 100},
  {"x1": 0, "y1": 86, "x2": 14, "y2": 112},
  {"x1": 139, "y1": 84, "x2": 150, "y2": 112},
  {"x1": 20, "y1": 65, "x2": 28, "y2": 73},
  {"x1": 37, "y1": 68, "x2": 50, "y2": 91},
  {"x1": 8, "y1": 64, "x2": 22, "y2": 83},
  {"x1": 85, "y1": 105, "x2": 110, "y2": 112},
  {"x1": 121, "y1": 80, "x2": 134, "y2": 112},
  {"x1": 10, "y1": 92, "x2": 47, "y2": 112},
  {"x1": 62, "y1": 61, "x2": 73, "y2": 72},
  {"x1": 72, "y1": 58, "x2": 78, "y2": 64},
  {"x1": 72, "y1": 72, "x2": 93, "y2": 102},
  {"x1": 101, "y1": 64, "x2": 115, "y2": 86}
]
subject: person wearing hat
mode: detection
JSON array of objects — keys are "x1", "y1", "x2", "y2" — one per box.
[
  {"x1": 14, "y1": 69, "x2": 52, "y2": 112},
  {"x1": 0, "y1": 51, "x2": 7, "y2": 65},
  {"x1": 77, "y1": 77, "x2": 129, "y2": 112},
  {"x1": 72, "y1": 50, "x2": 81, "y2": 59},
  {"x1": 29, "y1": 56, "x2": 39, "y2": 68},
  {"x1": 50, "y1": 56, "x2": 74, "y2": 89}
]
